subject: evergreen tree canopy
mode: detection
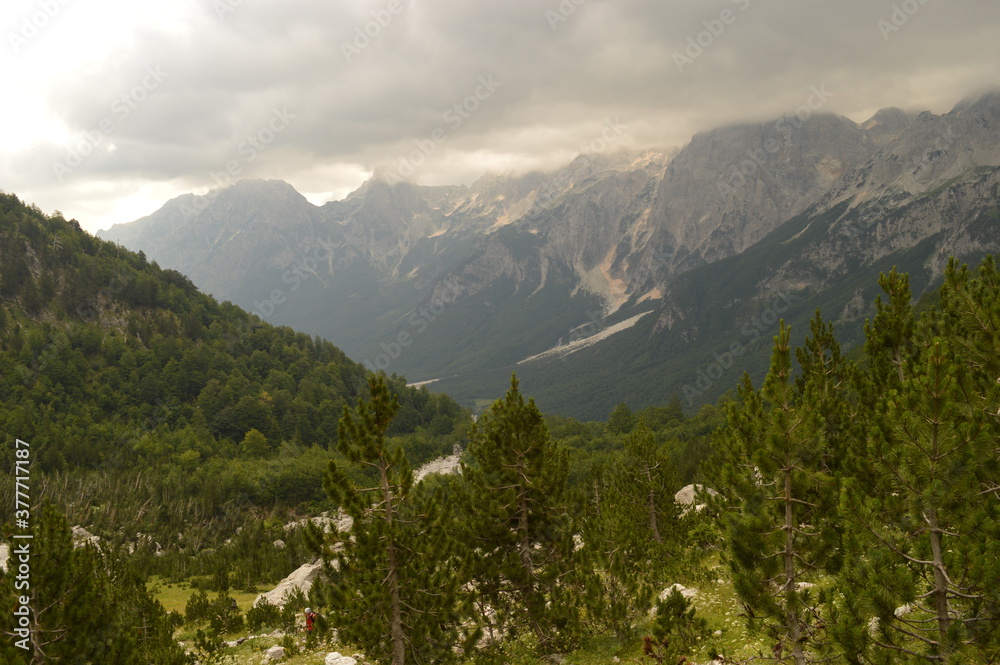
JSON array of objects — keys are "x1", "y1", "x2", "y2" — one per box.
[
  {"x1": 460, "y1": 374, "x2": 591, "y2": 656},
  {"x1": 321, "y1": 375, "x2": 469, "y2": 665}
]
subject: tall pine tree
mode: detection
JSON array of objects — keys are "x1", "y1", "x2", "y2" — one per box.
[
  {"x1": 833, "y1": 262, "x2": 1000, "y2": 663},
  {"x1": 460, "y1": 374, "x2": 589, "y2": 656},
  {"x1": 715, "y1": 322, "x2": 838, "y2": 664},
  {"x1": 585, "y1": 421, "x2": 682, "y2": 640},
  {"x1": 321, "y1": 375, "x2": 468, "y2": 665}
]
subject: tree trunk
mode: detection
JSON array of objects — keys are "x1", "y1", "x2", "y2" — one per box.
[
  {"x1": 645, "y1": 467, "x2": 662, "y2": 543},
  {"x1": 517, "y1": 463, "x2": 548, "y2": 648},
  {"x1": 518, "y1": 474, "x2": 533, "y2": 576},
  {"x1": 926, "y1": 507, "x2": 951, "y2": 659},
  {"x1": 381, "y1": 460, "x2": 406, "y2": 665},
  {"x1": 784, "y1": 466, "x2": 806, "y2": 665}
]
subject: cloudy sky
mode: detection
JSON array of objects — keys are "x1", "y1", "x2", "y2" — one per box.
[{"x1": 1, "y1": 0, "x2": 998, "y2": 234}]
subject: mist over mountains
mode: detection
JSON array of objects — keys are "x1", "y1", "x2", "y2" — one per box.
[{"x1": 101, "y1": 91, "x2": 1000, "y2": 417}]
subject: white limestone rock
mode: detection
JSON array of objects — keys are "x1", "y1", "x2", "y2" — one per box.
[{"x1": 254, "y1": 560, "x2": 323, "y2": 608}]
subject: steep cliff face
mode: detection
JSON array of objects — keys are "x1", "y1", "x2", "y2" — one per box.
[
  {"x1": 101, "y1": 92, "x2": 1000, "y2": 417},
  {"x1": 102, "y1": 179, "x2": 328, "y2": 300},
  {"x1": 649, "y1": 114, "x2": 896, "y2": 274}
]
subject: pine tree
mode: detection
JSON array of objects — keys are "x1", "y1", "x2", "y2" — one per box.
[
  {"x1": 607, "y1": 402, "x2": 636, "y2": 435},
  {"x1": 460, "y1": 374, "x2": 588, "y2": 655},
  {"x1": 0, "y1": 504, "x2": 188, "y2": 665},
  {"x1": 616, "y1": 421, "x2": 680, "y2": 547},
  {"x1": 587, "y1": 422, "x2": 683, "y2": 640},
  {"x1": 833, "y1": 261, "x2": 1000, "y2": 663},
  {"x1": 714, "y1": 322, "x2": 837, "y2": 664},
  {"x1": 939, "y1": 255, "x2": 1000, "y2": 416},
  {"x1": 321, "y1": 374, "x2": 468, "y2": 665},
  {"x1": 864, "y1": 268, "x2": 916, "y2": 391},
  {"x1": 795, "y1": 310, "x2": 856, "y2": 480}
]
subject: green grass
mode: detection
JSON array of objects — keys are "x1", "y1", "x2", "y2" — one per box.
[
  {"x1": 678, "y1": 570, "x2": 770, "y2": 662},
  {"x1": 146, "y1": 576, "x2": 264, "y2": 615},
  {"x1": 148, "y1": 564, "x2": 777, "y2": 664}
]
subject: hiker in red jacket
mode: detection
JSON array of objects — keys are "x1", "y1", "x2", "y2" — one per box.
[{"x1": 304, "y1": 607, "x2": 318, "y2": 632}]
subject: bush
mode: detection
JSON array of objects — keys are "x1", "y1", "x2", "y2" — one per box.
[
  {"x1": 208, "y1": 591, "x2": 244, "y2": 635},
  {"x1": 185, "y1": 589, "x2": 212, "y2": 624},
  {"x1": 280, "y1": 587, "x2": 307, "y2": 632},
  {"x1": 279, "y1": 634, "x2": 300, "y2": 657},
  {"x1": 246, "y1": 598, "x2": 283, "y2": 632},
  {"x1": 644, "y1": 588, "x2": 711, "y2": 663},
  {"x1": 194, "y1": 629, "x2": 225, "y2": 663}
]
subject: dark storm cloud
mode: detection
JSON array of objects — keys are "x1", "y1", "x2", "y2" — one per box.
[{"x1": 2, "y1": 0, "x2": 998, "y2": 231}]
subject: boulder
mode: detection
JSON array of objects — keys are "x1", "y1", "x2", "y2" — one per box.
[
  {"x1": 413, "y1": 450, "x2": 462, "y2": 482},
  {"x1": 254, "y1": 560, "x2": 323, "y2": 608},
  {"x1": 284, "y1": 510, "x2": 352, "y2": 534},
  {"x1": 264, "y1": 645, "x2": 285, "y2": 662},
  {"x1": 0, "y1": 543, "x2": 9, "y2": 572},
  {"x1": 71, "y1": 525, "x2": 101, "y2": 549},
  {"x1": 273, "y1": 539, "x2": 286, "y2": 550},
  {"x1": 326, "y1": 653, "x2": 358, "y2": 665},
  {"x1": 673, "y1": 484, "x2": 718, "y2": 513},
  {"x1": 660, "y1": 583, "x2": 698, "y2": 600}
]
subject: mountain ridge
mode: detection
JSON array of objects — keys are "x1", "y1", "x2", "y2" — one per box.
[{"x1": 99, "y1": 91, "x2": 1000, "y2": 417}]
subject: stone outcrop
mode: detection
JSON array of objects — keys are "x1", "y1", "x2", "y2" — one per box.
[
  {"x1": 674, "y1": 484, "x2": 718, "y2": 513},
  {"x1": 284, "y1": 511, "x2": 352, "y2": 534},
  {"x1": 660, "y1": 583, "x2": 698, "y2": 601},
  {"x1": 71, "y1": 525, "x2": 101, "y2": 549},
  {"x1": 254, "y1": 560, "x2": 323, "y2": 608},
  {"x1": 413, "y1": 447, "x2": 463, "y2": 482}
]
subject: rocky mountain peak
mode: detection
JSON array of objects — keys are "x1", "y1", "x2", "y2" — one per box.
[
  {"x1": 824, "y1": 92, "x2": 1000, "y2": 209},
  {"x1": 860, "y1": 107, "x2": 915, "y2": 144}
]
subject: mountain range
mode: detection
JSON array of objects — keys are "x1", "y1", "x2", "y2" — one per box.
[{"x1": 100, "y1": 92, "x2": 1000, "y2": 418}]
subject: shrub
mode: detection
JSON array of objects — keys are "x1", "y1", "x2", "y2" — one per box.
[
  {"x1": 185, "y1": 589, "x2": 212, "y2": 624},
  {"x1": 246, "y1": 598, "x2": 283, "y2": 632}
]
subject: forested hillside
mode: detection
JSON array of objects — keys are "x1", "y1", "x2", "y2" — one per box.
[{"x1": 0, "y1": 190, "x2": 471, "y2": 549}]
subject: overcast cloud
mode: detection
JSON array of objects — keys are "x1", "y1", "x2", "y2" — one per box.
[{"x1": 1, "y1": 0, "x2": 998, "y2": 233}]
